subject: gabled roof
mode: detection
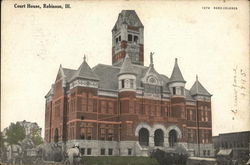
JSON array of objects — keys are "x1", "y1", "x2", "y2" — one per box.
[
  {"x1": 69, "y1": 59, "x2": 99, "y2": 82},
  {"x1": 118, "y1": 55, "x2": 136, "y2": 75},
  {"x1": 112, "y1": 10, "x2": 143, "y2": 31},
  {"x1": 62, "y1": 68, "x2": 76, "y2": 82},
  {"x1": 142, "y1": 63, "x2": 163, "y2": 86},
  {"x1": 190, "y1": 76, "x2": 211, "y2": 96},
  {"x1": 169, "y1": 58, "x2": 186, "y2": 83}
]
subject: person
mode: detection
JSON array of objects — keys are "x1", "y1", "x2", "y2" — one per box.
[{"x1": 66, "y1": 143, "x2": 81, "y2": 165}]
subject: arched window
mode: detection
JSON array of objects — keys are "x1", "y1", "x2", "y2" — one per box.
[
  {"x1": 139, "y1": 128, "x2": 149, "y2": 146},
  {"x1": 154, "y1": 129, "x2": 164, "y2": 146},
  {"x1": 169, "y1": 129, "x2": 177, "y2": 147}
]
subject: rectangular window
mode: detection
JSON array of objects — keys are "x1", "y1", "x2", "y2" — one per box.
[
  {"x1": 207, "y1": 150, "x2": 210, "y2": 156},
  {"x1": 121, "y1": 80, "x2": 125, "y2": 88},
  {"x1": 128, "y1": 148, "x2": 132, "y2": 155},
  {"x1": 190, "y1": 110, "x2": 193, "y2": 121},
  {"x1": 108, "y1": 148, "x2": 113, "y2": 155},
  {"x1": 203, "y1": 150, "x2": 206, "y2": 156},
  {"x1": 119, "y1": 36, "x2": 121, "y2": 41},
  {"x1": 107, "y1": 128, "x2": 113, "y2": 141},
  {"x1": 128, "y1": 34, "x2": 133, "y2": 42},
  {"x1": 116, "y1": 38, "x2": 118, "y2": 44},
  {"x1": 88, "y1": 99, "x2": 93, "y2": 112},
  {"x1": 100, "y1": 148, "x2": 105, "y2": 155},
  {"x1": 100, "y1": 128, "x2": 106, "y2": 140},
  {"x1": 101, "y1": 101, "x2": 107, "y2": 114},
  {"x1": 130, "y1": 79, "x2": 134, "y2": 89},
  {"x1": 173, "y1": 87, "x2": 176, "y2": 95},
  {"x1": 134, "y1": 36, "x2": 138, "y2": 43},
  {"x1": 80, "y1": 128, "x2": 85, "y2": 139},
  {"x1": 80, "y1": 148, "x2": 85, "y2": 155},
  {"x1": 87, "y1": 148, "x2": 92, "y2": 155},
  {"x1": 181, "y1": 87, "x2": 184, "y2": 95},
  {"x1": 87, "y1": 128, "x2": 92, "y2": 140},
  {"x1": 108, "y1": 102, "x2": 114, "y2": 114}
]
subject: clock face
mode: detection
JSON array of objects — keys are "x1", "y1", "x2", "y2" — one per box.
[{"x1": 148, "y1": 76, "x2": 157, "y2": 84}]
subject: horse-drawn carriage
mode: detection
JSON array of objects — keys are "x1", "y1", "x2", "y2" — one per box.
[{"x1": 3, "y1": 141, "x2": 84, "y2": 165}]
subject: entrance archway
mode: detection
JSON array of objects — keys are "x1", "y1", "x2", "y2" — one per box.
[
  {"x1": 154, "y1": 129, "x2": 164, "y2": 146},
  {"x1": 139, "y1": 128, "x2": 149, "y2": 146},
  {"x1": 169, "y1": 129, "x2": 177, "y2": 147}
]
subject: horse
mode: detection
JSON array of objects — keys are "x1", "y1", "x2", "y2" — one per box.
[{"x1": 65, "y1": 146, "x2": 83, "y2": 165}]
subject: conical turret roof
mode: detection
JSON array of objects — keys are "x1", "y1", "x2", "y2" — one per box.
[
  {"x1": 190, "y1": 75, "x2": 211, "y2": 96},
  {"x1": 69, "y1": 57, "x2": 99, "y2": 82},
  {"x1": 118, "y1": 55, "x2": 136, "y2": 75},
  {"x1": 169, "y1": 58, "x2": 186, "y2": 83}
]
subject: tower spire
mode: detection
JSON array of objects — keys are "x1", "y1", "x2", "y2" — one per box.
[
  {"x1": 83, "y1": 54, "x2": 86, "y2": 62},
  {"x1": 150, "y1": 52, "x2": 154, "y2": 67},
  {"x1": 170, "y1": 58, "x2": 186, "y2": 83}
]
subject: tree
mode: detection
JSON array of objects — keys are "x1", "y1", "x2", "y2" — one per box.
[
  {"x1": 5, "y1": 122, "x2": 25, "y2": 145},
  {"x1": 30, "y1": 127, "x2": 43, "y2": 146}
]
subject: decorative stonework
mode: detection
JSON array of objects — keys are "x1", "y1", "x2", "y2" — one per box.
[
  {"x1": 135, "y1": 122, "x2": 152, "y2": 136},
  {"x1": 70, "y1": 79, "x2": 98, "y2": 89},
  {"x1": 166, "y1": 125, "x2": 182, "y2": 138},
  {"x1": 98, "y1": 90, "x2": 118, "y2": 97}
]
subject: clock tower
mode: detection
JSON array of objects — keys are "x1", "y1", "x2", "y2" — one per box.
[{"x1": 112, "y1": 10, "x2": 144, "y2": 66}]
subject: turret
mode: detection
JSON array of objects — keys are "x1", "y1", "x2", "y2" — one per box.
[
  {"x1": 69, "y1": 56, "x2": 99, "y2": 89},
  {"x1": 168, "y1": 58, "x2": 186, "y2": 97},
  {"x1": 190, "y1": 75, "x2": 212, "y2": 101},
  {"x1": 118, "y1": 55, "x2": 137, "y2": 92}
]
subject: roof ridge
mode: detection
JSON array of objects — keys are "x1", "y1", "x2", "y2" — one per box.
[{"x1": 62, "y1": 67, "x2": 76, "y2": 71}]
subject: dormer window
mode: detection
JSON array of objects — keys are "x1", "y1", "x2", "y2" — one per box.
[
  {"x1": 116, "y1": 36, "x2": 121, "y2": 45},
  {"x1": 128, "y1": 34, "x2": 133, "y2": 42},
  {"x1": 134, "y1": 36, "x2": 138, "y2": 43},
  {"x1": 173, "y1": 87, "x2": 176, "y2": 95},
  {"x1": 121, "y1": 80, "x2": 125, "y2": 88},
  {"x1": 128, "y1": 34, "x2": 139, "y2": 44}
]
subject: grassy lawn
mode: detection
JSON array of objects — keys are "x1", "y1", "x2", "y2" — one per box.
[{"x1": 83, "y1": 156, "x2": 160, "y2": 165}]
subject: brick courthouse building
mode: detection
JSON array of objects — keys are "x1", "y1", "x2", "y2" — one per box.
[{"x1": 44, "y1": 10, "x2": 214, "y2": 157}]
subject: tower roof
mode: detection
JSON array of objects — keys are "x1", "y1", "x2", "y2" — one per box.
[
  {"x1": 169, "y1": 58, "x2": 186, "y2": 83},
  {"x1": 118, "y1": 55, "x2": 136, "y2": 75},
  {"x1": 112, "y1": 10, "x2": 143, "y2": 31},
  {"x1": 190, "y1": 75, "x2": 211, "y2": 96},
  {"x1": 69, "y1": 57, "x2": 99, "y2": 82}
]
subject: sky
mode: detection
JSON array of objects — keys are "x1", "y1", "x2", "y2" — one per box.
[{"x1": 1, "y1": 0, "x2": 249, "y2": 137}]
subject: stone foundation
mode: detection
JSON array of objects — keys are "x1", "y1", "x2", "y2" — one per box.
[{"x1": 66, "y1": 140, "x2": 214, "y2": 157}]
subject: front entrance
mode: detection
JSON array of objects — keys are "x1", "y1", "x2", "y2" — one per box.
[
  {"x1": 169, "y1": 129, "x2": 177, "y2": 147},
  {"x1": 139, "y1": 128, "x2": 149, "y2": 146},
  {"x1": 154, "y1": 129, "x2": 164, "y2": 146}
]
